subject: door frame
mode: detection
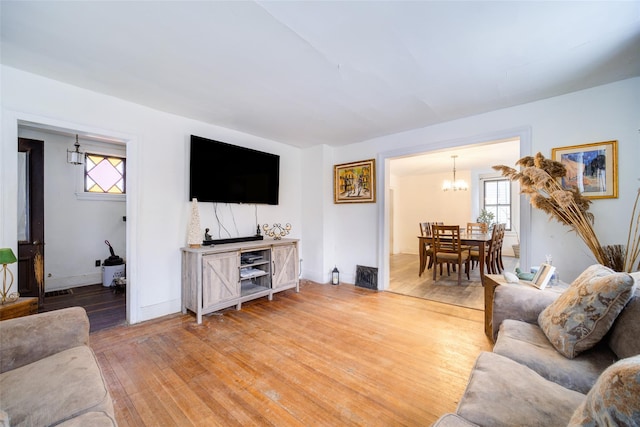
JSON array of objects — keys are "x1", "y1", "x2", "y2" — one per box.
[
  {"x1": 17, "y1": 137, "x2": 45, "y2": 306},
  {"x1": 376, "y1": 126, "x2": 533, "y2": 291},
  {"x1": 2, "y1": 111, "x2": 139, "y2": 324}
]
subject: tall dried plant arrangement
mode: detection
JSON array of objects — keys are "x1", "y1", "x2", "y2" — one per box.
[{"x1": 494, "y1": 153, "x2": 639, "y2": 272}]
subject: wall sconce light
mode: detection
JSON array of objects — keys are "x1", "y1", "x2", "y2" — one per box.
[
  {"x1": 67, "y1": 134, "x2": 84, "y2": 165},
  {"x1": 331, "y1": 266, "x2": 340, "y2": 285},
  {"x1": 0, "y1": 248, "x2": 19, "y2": 304}
]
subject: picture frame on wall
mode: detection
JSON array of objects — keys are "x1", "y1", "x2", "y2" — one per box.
[
  {"x1": 551, "y1": 140, "x2": 618, "y2": 199},
  {"x1": 334, "y1": 159, "x2": 376, "y2": 204}
]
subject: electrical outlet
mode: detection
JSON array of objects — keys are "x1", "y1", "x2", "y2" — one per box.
[{"x1": 95, "y1": 260, "x2": 101, "y2": 267}]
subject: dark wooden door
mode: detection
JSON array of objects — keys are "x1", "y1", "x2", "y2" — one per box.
[{"x1": 17, "y1": 138, "x2": 45, "y2": 307}]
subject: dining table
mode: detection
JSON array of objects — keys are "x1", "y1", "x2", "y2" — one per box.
[{"x1": 418, "y1": 231, "x2": 493, "y2": 286}]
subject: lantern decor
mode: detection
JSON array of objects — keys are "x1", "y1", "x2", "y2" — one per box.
[
  {"x1": 0, "y1": 248, "x2": 19, "y2": 304},
  {"x1": 331, "y1": 266, "x2": 340, "y2": 285}
]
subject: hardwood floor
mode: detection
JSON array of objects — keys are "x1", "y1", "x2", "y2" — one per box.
[
  {"x1": 389, "y1": 253, "x2": 519, "y2": 310},
  {"x1": 41, "y1": 284, "x2": 126, "y2": 333},
  {"x1": 90, "y1": 280, "x2": 492, "y2": 426}
]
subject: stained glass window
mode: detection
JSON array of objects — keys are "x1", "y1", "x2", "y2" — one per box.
[{"x1": 85, "y1": 154, "x2": 126, "y2": 194}]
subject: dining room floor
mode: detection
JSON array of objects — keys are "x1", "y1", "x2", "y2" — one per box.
[{"x1": 388, "y1": 253, "x2": 519, "y2": 310}]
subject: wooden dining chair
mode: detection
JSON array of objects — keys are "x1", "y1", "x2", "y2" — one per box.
[
  {"x1": 493, "y1": 223, "x2": 506, "y2": 273},
  {"x1": 473, "y1": 223, "x2": 505, "y2": 274},
  {"x1": 432, "y1": 225, "x2": 471, "y2": 285},
  {"x1": 471, "y1": 223, "x2": 496, "y2": 271},
  {"x1": 466, "y1": 222, "x2": 488, "y2": 234},
  {"x1": 419, "y1": 222, "x2": 441, "y2": 272}
]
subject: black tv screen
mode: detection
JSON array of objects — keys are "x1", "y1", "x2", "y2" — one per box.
[{"x1": 189, "y1": 135, "x2": 280, "y2": 205}]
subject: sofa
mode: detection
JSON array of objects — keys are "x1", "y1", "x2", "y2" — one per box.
[
  {"x1": 0, "y1": 307, "x2": 117, "y2": 426},
  {"x1": 433, "y1": 264, "x2": 640, "y2": 426}
]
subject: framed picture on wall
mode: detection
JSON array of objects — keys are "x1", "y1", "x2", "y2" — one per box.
[
  {"x1": 334, "y1": 159, "x2": 376, "y2": 204},
  {"x1": 551, "y1": 140, "x2": 618, "y2": 199}
]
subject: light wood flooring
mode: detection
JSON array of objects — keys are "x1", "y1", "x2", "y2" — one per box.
[
  {"x1": 389, "y1": 253, "x2": 519, "y2": 310},
  {"x1": 90, "y1": 280, "x2": 492, "y2": 426}
]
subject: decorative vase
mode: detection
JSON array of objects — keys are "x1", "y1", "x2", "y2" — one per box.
[{"x1": 187, "y1": 198, "x2": 202, "y2": 248}]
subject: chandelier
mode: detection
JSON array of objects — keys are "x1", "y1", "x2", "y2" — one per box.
[{"x1": 442, "y1": 155, "x2": 468, "y2": 191}]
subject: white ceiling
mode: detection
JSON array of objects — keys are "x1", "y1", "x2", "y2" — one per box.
[{"x1": 2, "y1": 1, "x2": 639, "y2": 150}]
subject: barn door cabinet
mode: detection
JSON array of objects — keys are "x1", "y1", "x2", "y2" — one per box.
[{"x1": 182, "y1": 238, "x2": 299, "y2": 324}]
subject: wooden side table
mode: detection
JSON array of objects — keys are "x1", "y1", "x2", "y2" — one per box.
[
  {"x1": 0, "y1": 297, "x2": 38, "y2": 321},
  {"x1": 484, "y1": 274, "x2": 567, "y2": 339}
]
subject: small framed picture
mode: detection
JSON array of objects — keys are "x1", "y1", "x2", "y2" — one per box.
[
  {"x1": 551, "y1": 140, "x2": 618, "y2": 199},
  {"x1": 334, "y1": 159, "x2": 376, "y2": 204},
  {"x1": 530, "y1": 263, "x2": 556, "y2": 290}
]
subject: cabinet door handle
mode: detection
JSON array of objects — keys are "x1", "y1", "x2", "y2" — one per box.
[{"x1": 272, "y1": 260, "x2": 275, "y2": 276}]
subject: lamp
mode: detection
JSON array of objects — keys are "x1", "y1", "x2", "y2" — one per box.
[
  {"x1": 67, "y1": 134, "x2": 84, "y2": 165},
  {"x1": 0, "y1": 248, "x2": 18, "y2": 304},
  {"x1": 442, "y1": 155, "x2": 468, "y2": 191},
  {"x1": 331, "y1": 266, "x2": 340, "y2": 285}
]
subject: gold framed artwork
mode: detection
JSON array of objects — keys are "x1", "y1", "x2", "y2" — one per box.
[
  {"x1": 551, "y1": 140, "x2": 618, "y2": 199},
  {"x1": 334, "y1": 159, "x2": 376, "y2": 204}
]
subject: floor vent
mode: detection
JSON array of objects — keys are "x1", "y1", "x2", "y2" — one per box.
[
  {"x1": 355, "y1": 265, "x2": 378, "y2": 290},
  {"x1": 44, "y1": 289, "x2": 73, "y2": 297}
]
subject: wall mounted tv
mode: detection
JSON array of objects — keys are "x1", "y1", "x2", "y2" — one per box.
[{"x1": 189, "y1": 135, "x2": 280, "y2": 205}]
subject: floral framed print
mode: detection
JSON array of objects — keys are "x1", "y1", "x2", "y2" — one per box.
[
  {"x1": 334, "y1": 159, "x2": 376, "y2": 204},
  {"x1": 551, "y1": 140, "x2": 618, "y2": 199}
]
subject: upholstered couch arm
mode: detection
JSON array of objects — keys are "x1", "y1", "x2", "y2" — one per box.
[
  {"x1": 0, "y1": 307, "x2": 90, "y2": 373},
  {"x1": 492, "y1": 285, "x2": 559, "y2": 341}
]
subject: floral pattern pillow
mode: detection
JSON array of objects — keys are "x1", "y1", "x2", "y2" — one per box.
[
  {"x1": 538, "y1": 264, "x2": 634, "y2": 359},
  {"x1": 568, "y1": 355, "x2": 640, "y2": 426}
]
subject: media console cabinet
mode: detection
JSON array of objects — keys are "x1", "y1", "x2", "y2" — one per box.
[{"x1": 181, "y1": 238, "x2": 299, "y2": 324}]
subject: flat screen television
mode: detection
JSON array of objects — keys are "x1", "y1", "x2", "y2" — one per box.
[{"x1": 189, "y1": 135, "x2": 280, "y2": 205}]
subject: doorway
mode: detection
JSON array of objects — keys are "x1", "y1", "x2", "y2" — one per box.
[
  {"x1": 377, "y1": 128, "x2": 532, "y2": 296},
  {"x1": 17, "y1": 124, "x2": 128, "y2": 328},
  {"x1": 17, "y1": 138, "x2": 45, "y2": 307}
]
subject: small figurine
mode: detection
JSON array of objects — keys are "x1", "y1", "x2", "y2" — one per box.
[
  {"x1": 204, "y1": 228, "x2": 212, "y2": 241},
  {"x1": 515, "y1": 267, "x2": 535, "y2": 281}
]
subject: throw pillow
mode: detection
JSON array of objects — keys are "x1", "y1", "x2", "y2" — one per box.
[
  {"x1": 568, "y1": 355, "x2": 640, "y2": 426},
  {"x1": 538, "y1": 264, "x2": 634, "y2": 359}
]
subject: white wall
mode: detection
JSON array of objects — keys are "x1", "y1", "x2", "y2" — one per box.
[
  {"x1": 1, "y1": 65, "x2": 302, "y2": 324},
  {"x1": 393, "y1": 170, "x2": 472, "y2": 254},
  {"x1": 322, "y1": 77, "x2": 640, "y2": 285},
  {"x1": 18, "y1": 129, "x2": 127, "y2": 291}
]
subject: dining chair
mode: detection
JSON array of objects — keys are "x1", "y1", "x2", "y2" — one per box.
[
  {"x1": 470, "y1": 223, "x2": 496, "y2": 271},
  {"x1": 419, "y1": 222, "x2": 441, "y2": 272},
  {"x1": 493, "y1": 223, "x2": 506, "y2": 273},
  {"x1": 432, "y1": 225, "x2": 471, "y2": 285},
  {"x1": 473, "y1": 223, "x2": 505, "y2": 274},
  {"x1": 466, "y1": 222, "x2": 488, "y2": 234}
]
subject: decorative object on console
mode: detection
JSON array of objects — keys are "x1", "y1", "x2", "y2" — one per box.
[
  {"x1": 334, "y1": 159, "x2": 376, "y2": 204},
  {"x1": 551, "y1": 140, "x2": 618, "y2": 199},
  {"x1": 529, "y1": 263, "x2": 556, "y2": 290},
  {"x1": 263, "y1": 223, "x2": 291, "y2": 240},
  {"x1": 0, "y1": 248, "x2": 19, "y2": 304},
  {"x1": 187, "y1": 198, "x2": 202, "y2": 248},
  {"x1": 503, "y1": 271, "x2": 519, "y2": 283},
  {"x1": 494, "y1": 153, "x2": 639, "y2": 272}
]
